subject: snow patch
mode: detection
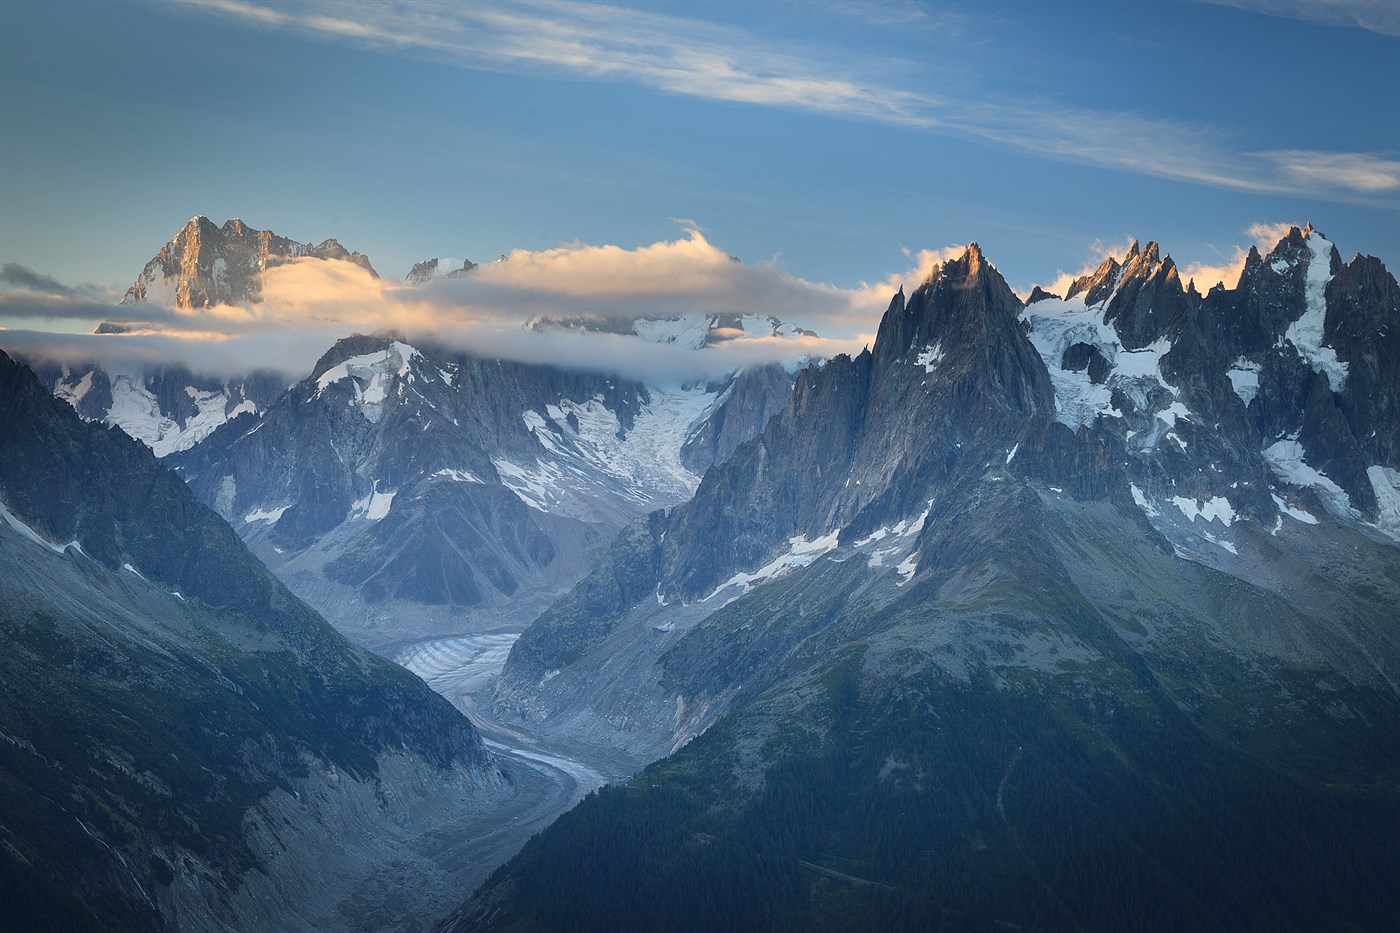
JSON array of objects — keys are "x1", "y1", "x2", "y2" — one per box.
[
  {"x1": 1365, "y1": 465, "x2": 1400, "y2": 538},
  {"x1": 1262, "y1": 439, "x2": 1352, "y2": 515},
  {"x1": 1271, "y1": 494, "x2": 1318, "y2": 525},
  {"x1": 895, "y1": 553, "x2": 919, "y2": 585},
  {"x1": 1156, "y1": 401, "x2": 1192, "y2": 428},
  {"x1": 243, "y1": 505, "x2": 290, "y2": 525},
  {"x1": 1200, "y1": 531, "x2": 1238, "y2": 555},
  {"x1": 914, "y1": 343, "x2": 944, "y2": 372},
  {"x1": 349, "y1": 483, "x2": 397, "y2": 521},
  {"x1": 1169, "y1": 495, "x2": 1236, "y2": 525},
  {"x1": 431, "y1": 468, "x2": 483, "y2": 484},
  {"x1": 1227, "y1": 358, "x2": 1261, "y2": 406},
  {"x1": 1130, "y1": 484, "x2": 1160, "y2": 518},
  {"x1": 706, "y1": 531, "x2": 840, "y2": 600}
]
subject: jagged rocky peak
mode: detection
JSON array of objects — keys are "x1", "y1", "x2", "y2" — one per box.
[
  {"x1": 405, "y1": 256, "x2": 478, "y2": 285},
  {"x1": 1065, "y1": 255, "x2": 1119, "y2": 304},
  {"x1": 875, "y1": 242, "x2": 1028, "y2": 369},
  {"x1": 1026, "y1": 285, "x2": 1061, "y2": 304},
  {"x1": 120, "y1": 214, "x2": 377, "y2": 308}
]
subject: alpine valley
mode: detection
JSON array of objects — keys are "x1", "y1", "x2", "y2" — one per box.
[{"x1": 4, "y1": 216, "x2": 1398, "y2": 933}]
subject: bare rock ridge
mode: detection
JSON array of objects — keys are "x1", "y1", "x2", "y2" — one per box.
[{"x1": 121, "y1": 215, "x2": 377, "y2": 309}]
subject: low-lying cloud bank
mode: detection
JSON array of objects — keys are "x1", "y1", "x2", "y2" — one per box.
[{"x1": 0, "y1": 228, "x2": 944, "y2": 384}]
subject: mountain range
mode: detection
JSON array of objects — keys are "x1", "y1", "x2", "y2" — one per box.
[
  {"x1": 4, "y1": 217, "x2": 1397, "y2": 932},
  {"x1": 455, "y1": 229, "x2": 1400, "y2": 931}
]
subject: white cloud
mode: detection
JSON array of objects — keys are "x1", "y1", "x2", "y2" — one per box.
[
  {"x1": 1257, "y1": 150, "x2": 1400, "y2": 193},
  {"x1": 1205, "y1": 0, "x2": 1400, "y2": 37},
  {"x1": 1181, "y1": 221, "x2": 1301, "y2": 291},
  {"x1": 172, "y1": 0, "x2": 1400, "y2": 204}
]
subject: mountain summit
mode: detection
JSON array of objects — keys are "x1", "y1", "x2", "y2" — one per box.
[{"x1": 121, "y1": 215, "x2": 377, "y2": 308}]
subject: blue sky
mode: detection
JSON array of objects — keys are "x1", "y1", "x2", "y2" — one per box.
[{"x1": 0, "y1": 0, "x2": 1396, "y2": 370}]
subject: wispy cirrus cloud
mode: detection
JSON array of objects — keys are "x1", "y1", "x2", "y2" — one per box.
[
  {"x1": 169, "y1": 0, "x2": 1398, "y2": 204},
  {"x1": 1204, "y1": 0, "x2": 1400, "y2": 37}
]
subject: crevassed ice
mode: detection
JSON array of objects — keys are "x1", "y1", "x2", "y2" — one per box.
[
  {"x1": 1284, "y1": 234, "x2": 1348, "y2": 392},
  {"x1": 631, "y1": 314, "x2": 714, "y2": 350},
  {"x1": 1022, "y1": 295, "x2": 1179, "y2": 430},
  {"x1": 501, "y1": 386, "x2": 717, "y2": 517},
  {"x1": 103, "y1": 376, "x2": 247, "y2": 458}
]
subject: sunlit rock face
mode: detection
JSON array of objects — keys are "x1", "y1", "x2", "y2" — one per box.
[{"x1": 121, "y1": 214, "x2": 376, "y2": 309}]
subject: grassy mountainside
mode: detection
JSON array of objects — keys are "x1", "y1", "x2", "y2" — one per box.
[{"x1": 456, "y1": 489, "x2": 1400, "y2": 932}]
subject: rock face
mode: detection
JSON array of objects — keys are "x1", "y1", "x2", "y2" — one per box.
[
  {"x1": 678, "y1": 363, "x2": 796, "y2": 475},
  {"x1": 121, "y1": 215, "x2": 376, "y2": 308},
  {"x1": 465, "y1": 232, "x2": 1400, "y2": 931},
  {"x1": 0, "y1": 350, "x2": 501, "y2": 932}
]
